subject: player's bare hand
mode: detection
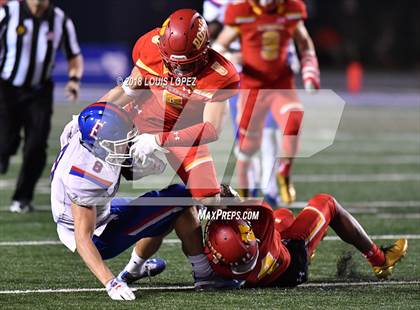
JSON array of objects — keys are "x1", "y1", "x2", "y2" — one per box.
[
  {"x1": 65, "y1": 80, "x2": 80, "y2": 102},
  {"x1": 230, "y1": 52, "x2": 243, "y2": 66},
  {"x1": 106, "y1": 278, "x2": 136, "y2": 301}
]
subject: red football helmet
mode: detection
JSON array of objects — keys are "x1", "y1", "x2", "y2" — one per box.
[
  {"x1": 205, "y1": 219, "x2": 259, "y2": 275},
  {"x1": 158, "y1": 9, "x2": 210, "y2": 77}
]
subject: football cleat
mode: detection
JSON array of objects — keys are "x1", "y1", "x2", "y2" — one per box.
[
  {"x1": 9, "y1": 201, "x2": 34, "y2": 213},
  {"x1": 236, "y1": 188, "x2": 249, "y2": 198},
  {"x1": 194, "y1": 272, "x2": 244, "y2": 291},
  {"x1": 276, "y1": 174, "x2": 296, "y2": 205},
  {"x1": 118, "y1": 258, "x2": 166, "y2": 284},
  {"x1": 372, "y1": 239, "x2": 408, "y2": 279}
]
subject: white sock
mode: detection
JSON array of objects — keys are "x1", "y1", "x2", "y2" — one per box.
[
  {"x1": 261, "y1": 128, "x2": 279, "y2": 196},
  {"x1": 188, "y1": 254, "x2": 212, "y2": 279},
  {"x1": 124, "y1": 248, "x2": 146, "y2": 275}
]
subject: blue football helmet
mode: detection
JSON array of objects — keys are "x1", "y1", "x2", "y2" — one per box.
[{"x1": 78, "y1": 102, "x2": 138, "y2": 167}]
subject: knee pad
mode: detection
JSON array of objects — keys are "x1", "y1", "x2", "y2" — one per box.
[{"x1": 234, "y1": 145, "x2": 255, "y2": 162}]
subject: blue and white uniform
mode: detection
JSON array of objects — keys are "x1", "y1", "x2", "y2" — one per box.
[{"x1": 50, "y1": 131, "x2": 190, "y2": 259}]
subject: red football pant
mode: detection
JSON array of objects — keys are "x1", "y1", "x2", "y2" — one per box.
[
  {"x1": 273, "y1": 208, "x2": 296, "y2": 232},
  {"x1": 236, "y1": 80, "x2": 303, "y2": 188},
  {"x1": 279, "y1": 193, "x2": 338, "y2": 257},
  {"x1": 165, "y1": 145, "x2": 220, "y2": 198}
]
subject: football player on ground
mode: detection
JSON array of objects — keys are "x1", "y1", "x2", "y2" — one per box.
[
  {"x1": 51, "y1": 102, "x2": 239, "y2": 301},
  {"x1": 213, "y1": 0, "x2": 321, "y2": 204},
  {"x1": 205, "y1": 191, "x2": 408, "y2": 287},
  {"x1": 99, "y1": 9, "x2": 240, "y2": 207}
]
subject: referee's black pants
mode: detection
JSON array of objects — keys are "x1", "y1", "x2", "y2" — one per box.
[{"x1": 0, "y1": 79, "x2": 53, "y2": 203}]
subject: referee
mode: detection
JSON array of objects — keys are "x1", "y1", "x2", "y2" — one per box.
[{"x1": 0, "y1": 0, "x2": 83, "y2": 213}]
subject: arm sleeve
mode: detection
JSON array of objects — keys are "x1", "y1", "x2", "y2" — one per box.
[
  {"x1": 158, "y1": 121, "x2": 219, "y2": 147},
  {"x1": 62, "y1": 17, "x2": 81, "y2": 60}
]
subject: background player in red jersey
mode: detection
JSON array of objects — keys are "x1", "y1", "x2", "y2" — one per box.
[
  {"x1": 100, "y1": 9, "x2": 239, "y2": 204},
  {"x1": 213, "y1": 0, "x2": 321, "y2": 204},
  {"x1": 205, "y1": 192, "x2": 408, "y2": 287}
]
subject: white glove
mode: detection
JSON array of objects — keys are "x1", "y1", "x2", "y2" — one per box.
[
  {"x1": 139, "y1": 153, "x2": 166, "y2": 176},
  {"x1": 60, "y1": 115, "x2": 79, "y2": 147},
  {"x1": 106, "y1": 278, "x2": 135, "y2": 301},
  {"x1": 126, "y1": 154, "x2": 166, "y2": 180},
  {"x1": 130, "y1": 133, "x2": 168, "y2": 164}
]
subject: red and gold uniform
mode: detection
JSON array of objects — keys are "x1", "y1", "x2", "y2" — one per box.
[
  {"x1": 131, "y1": 28, "x2": 240, "y2": 197},
  {"x1": 224, "y1": 0, "x2": 307, "y2": 190},
  {"x1": 208, "y1": 194, "x2": 337, "y2": 287}
]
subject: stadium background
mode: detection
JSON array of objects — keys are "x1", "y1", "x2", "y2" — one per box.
[{"x1": 0, "y1": 0, "x2": 419, "y2": 308}]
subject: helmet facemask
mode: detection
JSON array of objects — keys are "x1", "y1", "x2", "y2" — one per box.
[
  {"x1": 230, "y1": 247, "x2": 259, "y2": 275},
  {"x1": 162, "y1": 47, "x2": 209, "y2": 78},
  {"x1": 98, "y1": 127, "x2": 138, "y2": 167}
]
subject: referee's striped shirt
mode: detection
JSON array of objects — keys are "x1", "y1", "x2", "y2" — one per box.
[{"x1": 0, "y1": 1, "x2": 80, "y2": 88}]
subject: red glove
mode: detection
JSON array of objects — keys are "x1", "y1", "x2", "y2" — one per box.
[{"x1": 301, "y1": 50, "x2": 320, "y2": 92}]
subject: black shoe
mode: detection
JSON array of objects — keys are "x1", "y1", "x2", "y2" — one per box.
[
  {"x1": 9, "y1": 201, "x2": 34, "y2": 213},
  {"x1": 0, "y1": 155, "x2": 9, "y2": 174}
]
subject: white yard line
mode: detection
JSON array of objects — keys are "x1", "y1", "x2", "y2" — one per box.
[
  {"x1": 1, "y1": 200, "x2": 419, "y2": 211},
  {"x1": 1, "y1": 234, "x2": 420, "y2": 247},
  {"x1": 377, "y1": 213, "x2": 420, "y2": 219},
  {"x1": 0, "y1": 281, "x2": 419, "y2": 295},
  {"x1": 293, "y1": 173, "x2": 420, "y2": 182},
  {"x1": 288, "y1": 201, "x2": 420, "y2": 209},
  {"x1": 7, "y1": 156, "x2": 420, "y2": 166},
  {"x1": 1, "y1": 173, "x2": 419, "y2": 192}
]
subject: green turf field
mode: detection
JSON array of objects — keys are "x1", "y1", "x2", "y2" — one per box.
[{"x1": 0, "y1": 102, "x2": 419, "y2": 309}]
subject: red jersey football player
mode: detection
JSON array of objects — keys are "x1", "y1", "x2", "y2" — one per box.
[
  {"x1": 213, "y1": 0, "x2": 320, "y2": 204},
  {"x1": 101, "y1": 9, "x2": 240, "y2": 204},
  {"x1": 205, "y1": 193, "x2": 408, "y2": 287}
]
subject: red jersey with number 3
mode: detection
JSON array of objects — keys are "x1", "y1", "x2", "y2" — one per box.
[
  {"x1": 207, "y1": 202, "x2": 291, "y2": 287},
  {"x1": 224, "y1": 0, "x2": 307, "y2": 88},
  {"x1": 131, "y1": 28, "x2": 239, "y2": 133}
]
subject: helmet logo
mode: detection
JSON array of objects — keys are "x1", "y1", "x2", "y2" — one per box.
[
  {"x1": 89, "y1": 120, "x2": 105, "y2": 140},
  {"x1": 192, "y1": 18, "x2": 206, "y2": 50},
  {"x1": 238, "y1": 224, "x2": 256, "y2": 243}
]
